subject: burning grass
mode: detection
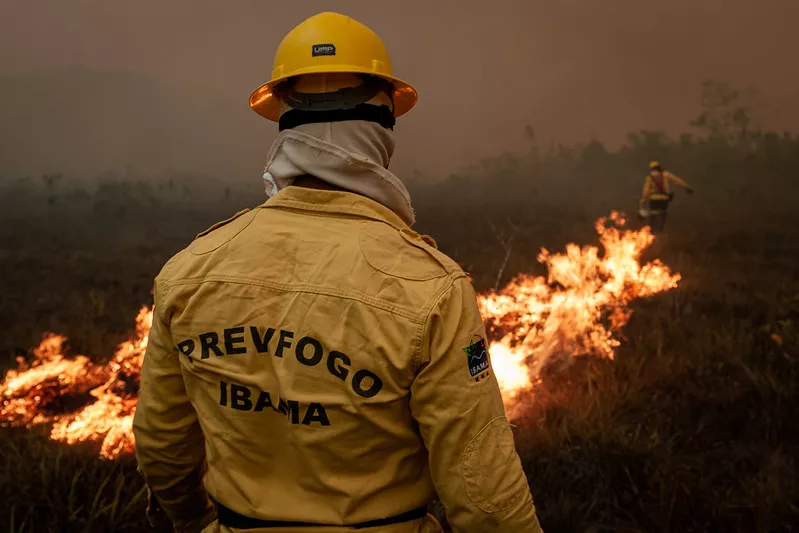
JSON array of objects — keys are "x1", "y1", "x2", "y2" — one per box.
[
  {"x1": 0, "y1": 203, "x2": 796, "y2": 532},
  {"x1": 1, "y1": 307, "x2": 151, "y2": 459},
  {"x1": 1, "y1": 212, "x2": 680, "y2": 459},
  {"x1": 480, "y1": 212, "x2": 680, "y2": 410}
]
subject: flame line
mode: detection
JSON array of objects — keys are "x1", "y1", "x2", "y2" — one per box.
[{"x1": 0, "y1": 212, "x2": 679, "y2": 457}]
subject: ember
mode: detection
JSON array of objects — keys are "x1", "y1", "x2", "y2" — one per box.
[{"x1": 0, "y1": 212, "x2": 679, "y2": 457}]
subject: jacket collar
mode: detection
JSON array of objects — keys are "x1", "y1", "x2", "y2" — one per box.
[{"x1": 261, "y1": 186, "x2": 411, "y2": 231}]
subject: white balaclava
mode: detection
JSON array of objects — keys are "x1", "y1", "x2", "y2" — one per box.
[{"x1": 262, "y1": 75, "x2": 415, "y2": 225}]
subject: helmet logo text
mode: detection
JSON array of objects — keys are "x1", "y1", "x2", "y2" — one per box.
[{"x1": 312, "y1": 43, "x2": 336, "y2": 57}]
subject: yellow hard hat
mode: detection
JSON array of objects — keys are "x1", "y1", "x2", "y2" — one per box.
[
  {"x1": 249, "y1": 12, "x2": 418, "y2": 122},
  {"x1": 649, "y1": 161, "x2": 663, "y2": 171}
]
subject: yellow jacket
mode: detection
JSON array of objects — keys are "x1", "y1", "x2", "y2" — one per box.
[
  {"x1": 132, "y1": 186, "x2": 542, "y2": 533},
  {"x1": 639, "y1": 170, "x2": 692, "y2": 207}
]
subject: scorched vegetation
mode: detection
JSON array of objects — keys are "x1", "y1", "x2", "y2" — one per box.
[{"x1": 1, "y1": 84, "x2": 798, "y2": 532}]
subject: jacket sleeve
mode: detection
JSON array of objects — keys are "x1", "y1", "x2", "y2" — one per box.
[
  {"x1": 409, "y1": 276, "x2": 542, "y2": 533},
  {"x1": 665, "y1": 171, "x2": 692, "y2": 190},
  {"x1": 640, "y1": 175, "x2": 652, "y2": 206},
  {"x1": 132, "y1": 279, "x2": 216, "y2": 533}
]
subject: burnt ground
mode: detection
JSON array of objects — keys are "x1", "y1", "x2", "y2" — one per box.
[{"x1": 1, "y1": 134, "x2": 798, "y2": 532}]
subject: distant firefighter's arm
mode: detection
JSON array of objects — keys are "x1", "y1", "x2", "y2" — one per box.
[
  {"x1": 132, "y1": 280, "x2": 215, "y2": 533},
  {"x1": 666, "y1": 171, "x2": 694, "y2": 192},
  {"x1": 410, "y1": 276, "x2": 543, "y2": 533}
]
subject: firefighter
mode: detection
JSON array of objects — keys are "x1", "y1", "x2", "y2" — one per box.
[
  {"x1": 639, "y1": 161, "x2": 694, "y2": 233},
  {"x1": 132, "y1": 11, "x2": 542, "y2": 533}
]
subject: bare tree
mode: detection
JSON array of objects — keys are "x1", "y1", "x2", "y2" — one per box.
[{"x1": 488, "y1": 216, "x2": 520, "y2": 291}]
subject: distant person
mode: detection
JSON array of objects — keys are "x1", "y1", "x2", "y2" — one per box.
[
  {"x1": 132, "y1": 11, "x2": 542, "y2": 533},
  {"x1": 639, "y1": 161, "x2": 694, "y2": 233}
]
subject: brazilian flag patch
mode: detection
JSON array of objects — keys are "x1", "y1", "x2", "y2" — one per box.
[{"x1": 463, "y1": 335, "x2": 490, "y2": 382}]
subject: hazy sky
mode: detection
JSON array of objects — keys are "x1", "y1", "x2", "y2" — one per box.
[{"x1": 1, "y1": 0, "x2": 797, "y2": 181}]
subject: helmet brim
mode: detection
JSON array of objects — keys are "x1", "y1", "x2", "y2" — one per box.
[{"x1": 249, "y1": 68, "x2": 417, "y2": 122}]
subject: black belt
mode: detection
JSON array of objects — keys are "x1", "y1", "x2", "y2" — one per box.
[
  {"x1": 212, "y1": 498, "x2": 427, "y2": 530},
  {"x1": 648, "y1": 198, "x2": 670, "y2": 210}
]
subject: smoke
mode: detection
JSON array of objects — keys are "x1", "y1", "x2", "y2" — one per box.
[
  {"x1": 0, "y1": 67, "x2": 262, "y2": 180},
  {"x1": 0, "y1": 0, "x2": 797, "y2": 182}
]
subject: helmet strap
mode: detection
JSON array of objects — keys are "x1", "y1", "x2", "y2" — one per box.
[
  {"x1": 279, "y1": 104, "x2": 396, "y2": 131},
  {"x1": 276, "y1": 76, "x2": 395, "y2": 130},
  {"x1": 277, "y1": 77, "x2": 391, "y2": 112}
]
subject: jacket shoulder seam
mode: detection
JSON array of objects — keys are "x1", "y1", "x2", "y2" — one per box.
[
  {"x1": 161, "y1": 275, "x2": 425, "y2": 323},
  {"x1": 266, "y1": 198, "x2": 405, "y2": 229},
  {"x1": 414, "y1": 272, "x2": 466, "y2": 372},
  {"x1": 194, "y1": 208, "x2": 253, "y2": 240},
  {"x1": 359, "y1": 223, "x2": 450, "y2": 282}
]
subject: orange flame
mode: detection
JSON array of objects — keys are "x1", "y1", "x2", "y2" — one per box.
[
  {"x1": 0, "y1": 212, "x2": 678, "y2": 457},
  {"x1": 0, "y1": 307, "x2": 152, "y2": 459},
  {"x1": 478, "y1": 212, "x2": 680, "y2": 409}
]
